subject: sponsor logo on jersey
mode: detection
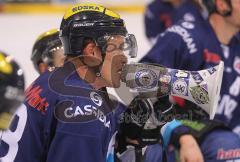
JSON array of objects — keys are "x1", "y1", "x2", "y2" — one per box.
[
  {"x1": 25, "y1": 85, "x2": 49, "y2": 114},
  {"x1": 90, "y1": 92, "x2": 103, "y2": 106},
  {"x1": 217, "y1": 149, "x2": 240, "y2": 160},
  {"x1": 64, "y1": 105, "x2": 110, "y2": 128},
  {"x1": 167, "y1": 22, "x2": 197, "y2": 54}
]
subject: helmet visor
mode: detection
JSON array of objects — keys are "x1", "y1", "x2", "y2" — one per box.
[{"x1": 97, "y1": 34, "x2": 137, "y2": 58}]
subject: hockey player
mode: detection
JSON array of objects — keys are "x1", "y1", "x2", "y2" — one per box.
[
  {"x1": 31, "y1": 28, "x2": 65, "y2": 74},
  {"x1": 0, "y1": 3, "x2": 139, "y2": 162},
  {"x1": 0, "y1": 51, "x2": 25, "y2": 130},
  {"x1": 141, "y1": 0, "x2": 240, "y2": 131},
  {"x1": 140, "y1": 0, "x2": 240, "y2": 161}
]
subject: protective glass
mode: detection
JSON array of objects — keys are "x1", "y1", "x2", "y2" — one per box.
[{"x1": 97, "y1": 34, "x2": 138, "y2": 58}]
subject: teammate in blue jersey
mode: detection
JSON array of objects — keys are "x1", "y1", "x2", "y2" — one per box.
[
  {"x1": 142, "y1": 0, "x2": 240, "y2": 134},
  {"x1": 0, "y1": 3, "x2": 140, "y2": 162},
  {"x1": 217, "y1": 41, "x2": 240, "y2": 136},
  {"x1": 141, "y1": 0, "x2": 240, "y2": 161},
  {"x1": 31, "y1": 28, "x2": 65, "y2": 74},
  {"x1": 145, "y1": 0, "x2": 240, "y2": 45},
  {"x1": 144, "y1": 0, "x2": 205, "y2": 43}
]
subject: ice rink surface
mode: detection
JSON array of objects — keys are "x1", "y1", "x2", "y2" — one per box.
[{"x1": 0, "y1": 13, "x2": 151, "y2": 87}]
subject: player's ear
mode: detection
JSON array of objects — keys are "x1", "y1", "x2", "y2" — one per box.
[
  {"x1": 83, "y1": 42, "x2": 96, "y2": 57},
  {"x1": 81, "y1": 42, "x2": 103, "y2": 67}
]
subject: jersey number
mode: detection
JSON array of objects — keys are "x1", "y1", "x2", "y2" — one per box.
[{"x1": 0, "y1": 104, "x2": 27, "y2": 162}]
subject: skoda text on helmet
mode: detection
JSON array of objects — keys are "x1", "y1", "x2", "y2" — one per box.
[
  {"x1": 0, "y1": 51, "x2": 25, "y2": 130},
  {"x1": 201, "y1": 0, "x2": 232, "y2": 16},
  {"x1": 31, "y1": 28, "x2": 63, "y2": 73},
  {"x1": 59, "y1": 3, "x2": 137, "y2": 58}
]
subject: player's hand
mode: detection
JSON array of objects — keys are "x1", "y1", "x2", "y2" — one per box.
[{"x1": 179, "y1": 135, "x2": 204, "y2": 162}]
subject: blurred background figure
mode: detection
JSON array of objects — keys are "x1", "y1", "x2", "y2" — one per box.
[
  {"x1": 144, "y1": 0, "x2": 173, "y2": 43},
  {"x1": 142, "y1": 0, "x2": 240, "y2": 133},
  {"x1": 0, "y1": 51, "x2": 24, "y2": 130},
  {"x1": 141, "y1": 0, "x2": 240, "y2": 161},
  {"x1": 31, "y1": 28, "x2": 65, "y2": 74},
  {"x1": 144, "y1": 0, "x2": 204, "y2": 44}
]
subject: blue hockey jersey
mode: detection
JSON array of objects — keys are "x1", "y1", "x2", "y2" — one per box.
[
  {"x1": 144, "y1": 0, "x2": 205, "y2": 41},
  {"x1": 0, "y1": 62, "x2": 126, "y2": 162},
  {"x1": 140, "y1": 18, "x2": 240, "y2": 136},
  {"x1": 216, "y1": 42, "x2": 240, "y2": 135}
]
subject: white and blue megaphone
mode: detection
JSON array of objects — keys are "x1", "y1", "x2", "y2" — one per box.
[{"x1": 121, "y1": 61, "x2": 224, "y2": 119}]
